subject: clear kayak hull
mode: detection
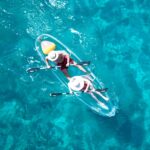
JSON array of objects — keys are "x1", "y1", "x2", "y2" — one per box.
[{"x1": 35, "y1": 34, "x2": 117, "y2": 117}]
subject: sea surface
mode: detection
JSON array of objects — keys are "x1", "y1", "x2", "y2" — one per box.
[{"x1": 0, "y1": 0, "x2": 150, "y2": 149}]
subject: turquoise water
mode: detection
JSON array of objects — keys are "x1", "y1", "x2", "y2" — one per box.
[{"x1": 0, "y1": 0, "x2": 150, "y2": 149}]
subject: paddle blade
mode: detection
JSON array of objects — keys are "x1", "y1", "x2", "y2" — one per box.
[
  {"x1": 26, "y1": 67, "x2": 40, "y2": 73},
  {"x1": 50, "y1": 93, "x2": 62, "y2": 96},
  {"x1": 26, "y1": 66, "x2": 55, "y2": 73},
  {"x1": 78, "y1": 61, "x2": 90, "y2": 66},
  {"x1": 96, "y1": 88, "x2": 108, "y2": 93},
  {"x1": 50, "y1": 92, "x2": 71, "y2": 97}
]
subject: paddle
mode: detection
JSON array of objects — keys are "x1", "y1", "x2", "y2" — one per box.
[
  {"x1": 26, "y1": 66, "x2": 54, "y2": 73},
  {"x1": 26, "y1": 61, "x2": 90, "y2": 73},
  {"x1": 49, "y1": 88, "x2": 108, "y2": 97}
]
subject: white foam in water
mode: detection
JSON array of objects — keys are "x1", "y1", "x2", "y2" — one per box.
[
  {"x1": 48, "y1": 0, "x2": 67, "y2": 9},
  {"x1": 70, "y1": 28, "x2": 81, "y2": 36},
  {"x1": 69, "y1": 28, "x2": 84, "y2": 44}
]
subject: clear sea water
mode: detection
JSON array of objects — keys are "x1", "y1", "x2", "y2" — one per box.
[{"x1": 0, "y1": 0, "x2": 150, "y2": 149}]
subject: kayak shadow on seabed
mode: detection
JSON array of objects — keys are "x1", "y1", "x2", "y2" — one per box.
[{"x1": 33, "y1": 33, "x2": 118, "y2": 117}]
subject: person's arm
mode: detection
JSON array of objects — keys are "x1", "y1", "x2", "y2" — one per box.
[
  {"x1": 66, "y1": 54, "x2": 70, "y2": 66},
  {"x1": 45, "y1": 57, "x2": 51, "y2": 68},
  {"x1": 84, "y1": 79, "x2": 94, "y2": 92},
  {"x1": 68, "y1": 83, "x2": 73, "y2": 94}
]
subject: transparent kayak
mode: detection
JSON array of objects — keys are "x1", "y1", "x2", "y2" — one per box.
[{"x1": 35, "y1": 34, "x2": 117, "y2": 117}]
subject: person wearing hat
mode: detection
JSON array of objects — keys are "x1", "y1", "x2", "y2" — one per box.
[
  {"x1": 68, "y1": 76, "x2": 109, "y2": 101},
  {"x1": 41, "y1": 40, "x2": 87, "y2": 80}
]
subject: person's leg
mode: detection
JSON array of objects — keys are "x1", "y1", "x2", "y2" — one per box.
[
  {"x1": 71, "y1": 61, "x2": 87, "y2": 73},
  {"x1": 90, "y1": 93, "x2": 108, "y2": 110},
  {"x1": 93, "y1": 90, "x2": 109, "y2": 101},
  {"x1": 62, "y1": 69, "x2": 71, "y2": 80}
]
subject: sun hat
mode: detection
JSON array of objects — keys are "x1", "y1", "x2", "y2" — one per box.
[
  {"x1": 69, "y1": 76, "x2": 84, "y2": 91},
  {"x1": 47, "y1": 51, "x2": 59, "y2": 61}
]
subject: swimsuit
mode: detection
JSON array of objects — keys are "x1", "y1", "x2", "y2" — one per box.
[
  {"x1": 57, "y1": 55, "x2": 74, "y2": 71},
  {"x1": 82, "y1": 82, "x2": 88, "y2": 91}
]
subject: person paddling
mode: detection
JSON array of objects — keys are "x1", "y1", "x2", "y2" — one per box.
[
  {"x1": 68, "y1": 76, "x2": 109, "y2": 102},
  {"x1": 41, "y1": 40, "x2": 87, "y2": 80}
]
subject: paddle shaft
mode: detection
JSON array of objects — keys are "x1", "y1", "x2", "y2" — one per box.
[
  {"x1": 27, "y1": 61, "x2": 90, "y2": 73},
  {"x1": 50, "y1": 88, "x2": 108, "y2": 97}
]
